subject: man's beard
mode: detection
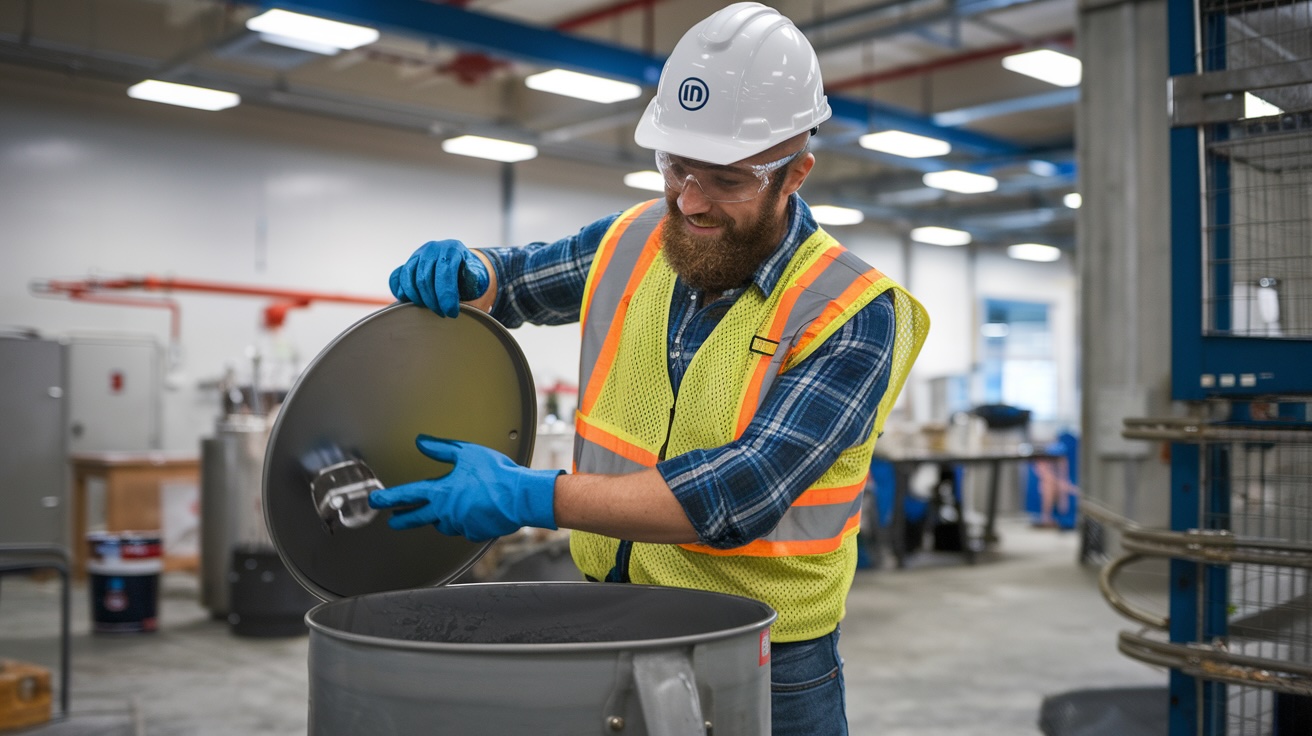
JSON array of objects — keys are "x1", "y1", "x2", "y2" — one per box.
[{"x1": 660, "y1": 186, "x2": 786, "y2": 293}]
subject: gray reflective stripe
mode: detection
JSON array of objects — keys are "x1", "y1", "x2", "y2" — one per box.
[
  {"x1": 761, "y1": 492, "x2": 863, "y2": 543},
  {"x1": 578, "y1": 201, "x2": 667, "y2": 405},
  {"x1": 576, "y1": 437, "x2": 651, "y2": 475},
  {"x1": 747, "y1": 242, "x2": 884, "y2": 417}
]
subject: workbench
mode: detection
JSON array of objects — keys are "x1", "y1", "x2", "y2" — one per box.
[
  {"x1": 874, "y1": 445, "x2": 1062, "y2": 567},
  {"x1": 69, "y1": 452, "x2": 201, "y2": 578}
]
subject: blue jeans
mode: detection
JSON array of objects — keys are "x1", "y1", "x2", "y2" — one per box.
[{"x1": 770, "y1": 627, "x2": 847, "y2": 736}]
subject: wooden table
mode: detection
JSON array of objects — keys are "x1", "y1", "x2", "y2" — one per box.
[
  {"x1": 69, "y1": 452, "x2": 200, "y2": 578},
  {"x1": 873, "y1": 445, "x2": 1062, "y2": 567}
]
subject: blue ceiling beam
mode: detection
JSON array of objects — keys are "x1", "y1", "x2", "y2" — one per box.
[
  {"x1": 267, "y1": 0, "x2": 1035, "y2": 159},
  {"x1": 933, "y1": 88, "x2": 1080, "y2": 127}
]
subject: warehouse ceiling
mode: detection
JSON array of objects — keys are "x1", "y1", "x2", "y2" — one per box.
[{"x1": 0, "y1": 0, "x2": 1081, "y2": 249}]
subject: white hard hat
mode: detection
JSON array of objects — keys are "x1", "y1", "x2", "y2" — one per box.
[{"x1": 634, "y1": 2, "x2": 832, "y2": 166}]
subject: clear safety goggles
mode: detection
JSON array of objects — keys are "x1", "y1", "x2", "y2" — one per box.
[{"x1": 654, "y1": 145, "x2": 807, "y2": 203}]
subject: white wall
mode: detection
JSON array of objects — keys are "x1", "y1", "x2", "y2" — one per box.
[{"x1": 0, "y1": 64, "x2": 1078, "y2": 452}]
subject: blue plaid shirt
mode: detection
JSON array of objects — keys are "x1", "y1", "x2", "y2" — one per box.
[{"x1": 482, "y1": 195, "x2": 894, "y2": 549}]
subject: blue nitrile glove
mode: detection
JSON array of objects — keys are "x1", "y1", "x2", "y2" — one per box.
[
  {"x1": 368, "y1": 435, "x2": 562, "y2": 542},
  {"x1": 389, "y1": 240, "x2": 490, "y2": 318}
]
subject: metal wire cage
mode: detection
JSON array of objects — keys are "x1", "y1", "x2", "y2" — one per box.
[
  {"x1": 1196, "y1": 0, "x2": 1312, "y2": 340},
  {"x1": 1202, "y1": 427, "x2": 1312, "y2": 734},
  {"x1": 1203, "y1": 111, "x2": 1312, "y2": 339},
  {"x1": 1107, "y1": 418, "x2": 1312, "y2": 735}
]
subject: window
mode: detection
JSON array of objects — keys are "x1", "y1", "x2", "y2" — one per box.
[{"x1": 979, "y1": 299, "x2": 1057, "y2": 420}]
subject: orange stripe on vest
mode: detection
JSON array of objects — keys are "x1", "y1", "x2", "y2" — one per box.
[
  {"x1": 791, "y1": 477, "x2": 867, "y2": 507},
  {"x1": 580, "y1": 201, "x2": 657, "y2": 335},
  {"x1": 579, "y1": 215, "x2": 665, "y2": 417},
  {"x1": 575, "y1": 415, "x2": 660, "y2": 468},
  {"x1": 734, "y1": 244, "x2": 846, "y2": 437},
  {"x1": 682, "y1": 514, "x2": 861, "y2": 558},
  {"x1": 785, "y1": 267, "x2": 887, "y2": 368}
]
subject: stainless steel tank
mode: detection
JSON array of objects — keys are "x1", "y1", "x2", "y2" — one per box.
[
  {"x1": 200, "y1": 412, "x2": 270, "y2": 617},
  {"x1": 265, "y1": 304, "x2": 777, "y2": 735}
]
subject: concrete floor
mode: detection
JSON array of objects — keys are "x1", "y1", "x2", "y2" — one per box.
[{"x1": 0, "y1": 516, "x2": 1167, "y2": 735}]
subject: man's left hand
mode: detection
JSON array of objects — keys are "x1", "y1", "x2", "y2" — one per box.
[{"x1": 368, "y1": 435, "x2": 562, "y2": 542}]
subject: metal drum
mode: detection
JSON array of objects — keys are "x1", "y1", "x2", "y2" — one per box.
[
  {"x1": 307, "y1": 583, "x2": 774, "y2": 735},
  {"x1": 264, "y1": 304, "x2": 776, "y2": 735}
]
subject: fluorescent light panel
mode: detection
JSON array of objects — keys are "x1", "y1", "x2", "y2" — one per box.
[
  {"x1": 810, "y1": 205, "x2": 865, "y2": 226},
  {"x1": 127, "y1": 80, "x2": 240, "y2": 111},
  {"x1": 923, "y1": 169, "x2": 998, "y2": 194},
  {"x1": 246, "y1": 9, "x2": 379, "y2": 52},
  {"x1": 911, "y1": 226, "x2": 971, "y2": 246},
  {"x1": 256, "y1": 32, "x2": 339, "y2": 56},
  {"x1": 624, "y1": 170, "x2": 666, "y2": 192},
  {"x1": 526, "y1": 69, "x2": 642, "y2": 104},
  {"x1": 1002, "y1": 49, "x2": 1082, "y2": 87},
  {"x1": 1064, "y1": 192, "x2": 1082, "y2": 209},
  {"x1": 858, "y1": 130, "x2": 951, "y2": 158},
  {"x1": 1244, "y1": 92, "x2": 1283, "y2": 119},
  {"x1": 442, "y1": 135, "x2": 538, "y2": 163},
  {"x1": 1008, "y1": 243, "x2": 1062, "y2": 262}
]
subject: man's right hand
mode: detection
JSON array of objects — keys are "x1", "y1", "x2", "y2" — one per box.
[{"x1": 389, "y1": 239, "x2": 490, "y2": 318}]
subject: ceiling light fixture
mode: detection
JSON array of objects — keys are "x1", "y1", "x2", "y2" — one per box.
[
  {"x1": 923, "y1": 170, "x2": 998, "y2": 194},
  {"x1": 858, "y1": 130, "x2": 951, "y2": 158},
  {"x1": 1001, "y1": 49, "x2": 1082, "y2": 87},
  {"x1": 1007, "y1": 243, "x2": 1063, "y2": 262},
  {"x1": 526, "y1": 69, "x2": 643, "y2": 104},
  {"x1": 910, "y1": 226, "x2": 972, "y2": 246},
  {"x1": 246, "y1": 9, "x2": 379, "y2": 53},
  {"x1": 126, "y1": 80, "x2": 241, "y2": 111},
  {"x1": 1243, "y1": 92, "x2": 1284, "y2": 119},
  {"x1": 810, "y1": 205, "x2": 865, "y2": 226},
  {"x1": 623, "y1": 170, "x2": 666, "y2": 192},
  {"x1": 442, "y1": 135, "x2": 538, "y2": 163},
  {"x1": 254, "y1": 32, "x2": 339, "y2": 56},
  {"x1": 1064, "y1": 192, "x2": 1082, "y2": 209}
]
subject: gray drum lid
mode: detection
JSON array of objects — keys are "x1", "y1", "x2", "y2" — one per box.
[{"x1": 263, "y1": 304, "x2": 537, "y2": 601}]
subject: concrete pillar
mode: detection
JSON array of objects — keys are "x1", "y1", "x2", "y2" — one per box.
[{"x1": 1077, "y1": 0, "x2": 1177, "y2": 547}]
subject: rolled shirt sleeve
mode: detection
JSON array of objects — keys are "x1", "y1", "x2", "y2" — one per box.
[{"x1": 479, "y1": 214, "x2": 617, "y2": 328}]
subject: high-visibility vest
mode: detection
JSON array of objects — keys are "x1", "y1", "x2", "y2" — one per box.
[{"x1": 570, "y1": 199, "x2": 929, "y2": 641}]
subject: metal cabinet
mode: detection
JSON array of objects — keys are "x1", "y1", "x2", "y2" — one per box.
[
  {"x1": 0, "y1": 335, "x2": 68, "y2": 546},
  {"x1": 64, "y1": 335, "x2": 161, "y2": 453}
]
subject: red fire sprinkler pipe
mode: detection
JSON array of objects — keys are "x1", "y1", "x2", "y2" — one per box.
[
  {"x1": 32, "y1": 275, "x2": 394, "y2": 331},
  {"x1": 66, "y1": 292, "x2": 182, "y2": 342}
]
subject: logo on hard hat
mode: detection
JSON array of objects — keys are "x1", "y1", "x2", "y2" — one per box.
[{"x1": 678, "y1": 77, "x2": 709, "y2": 111}]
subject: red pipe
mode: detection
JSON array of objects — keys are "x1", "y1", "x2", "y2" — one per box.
[
  {"x1": 555, "y1": 0, "x2": 666, "y2": 31},
  {"x1": 44, "y1": 276, "x2": 392, "y2": 308},
  {"x1": 825, "y1": 32, "x2": 1075, "y2": 93},
  {"x1": 35, "y1": 275, "x2": 392, "y2": 331},
  {"x1": 68, "y1": 292, "x2": 182, "y2": 341}
]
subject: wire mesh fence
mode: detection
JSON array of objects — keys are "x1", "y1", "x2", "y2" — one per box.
[
  {"x1": 1196, "y1": 0, "x2": 1312, "y2": 339},
  {"x1": 1200, "y1": 433, "x2": 1312, "y2": 734}
]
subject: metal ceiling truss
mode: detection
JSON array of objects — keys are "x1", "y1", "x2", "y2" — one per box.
[{"x1": 0, "y1": 0, "x2": 1079, "y2": 239}]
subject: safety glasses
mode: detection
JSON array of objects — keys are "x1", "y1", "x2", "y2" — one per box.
[{"x1": 654, "y1": 145, "x2": 807, "y2": 203}]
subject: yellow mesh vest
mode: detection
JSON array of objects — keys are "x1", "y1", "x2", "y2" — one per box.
[{"x1": 571, "y1": 221, "x2": 929, "y2": 642}]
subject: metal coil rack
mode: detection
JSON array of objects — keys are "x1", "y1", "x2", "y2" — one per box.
[{"x1": 1102, "y1": 415, "x2": 1312, "y2": 733}]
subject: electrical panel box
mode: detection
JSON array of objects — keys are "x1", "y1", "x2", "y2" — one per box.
[
  {"x1": 65, "y1": 335, "x2": 161, "y2": 453},
  {"x1": 0, "y1": 335, "x2": 68, "y2": 546}
]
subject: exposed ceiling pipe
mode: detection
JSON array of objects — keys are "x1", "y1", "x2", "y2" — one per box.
[
  {"x1": 826, "y1": 32, "x2": 1074, "y2": 93},
  {"x1": 67, "y1": 293, "x2": 182, "y2": 343},
  {"x1": 392, "y1": 0, "x2": 670, "y2": 86},
  {"x1": 31, "y1": 275, "x2": 391, "y2": 330},
  {"x1": 270, "y1": 0, "x2": 1032, "y2": 157},
  {"x1": 808, "y1": 0, "x2": 1049, "y2": 53}
]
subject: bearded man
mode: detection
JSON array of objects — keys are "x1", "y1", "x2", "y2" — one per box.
[{"x1": 374, "y1": 4, "x2": 928, "y2": 734}]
